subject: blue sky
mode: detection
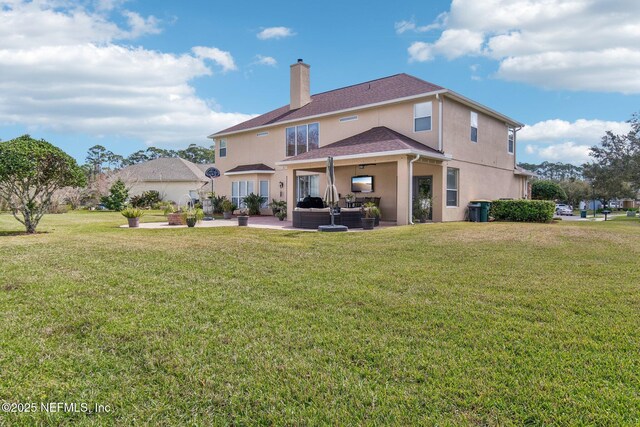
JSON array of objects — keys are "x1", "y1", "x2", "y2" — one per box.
[{"x1": 1, "y1": 0, "x2": 638, "y2": 165}]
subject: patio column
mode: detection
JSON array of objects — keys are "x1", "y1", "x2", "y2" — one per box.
[
  {"x1": 286, "y1": 168, "x2": 297, "y2": 219},
  {"x1": 396, "y1": 156, "x2": 410, "y2": 225}
]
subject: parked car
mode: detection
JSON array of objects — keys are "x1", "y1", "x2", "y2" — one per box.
[{"x1": 555, "y1": 205, "x2": 573, "y2": 216}]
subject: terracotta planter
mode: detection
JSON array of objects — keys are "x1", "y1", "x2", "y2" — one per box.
[
  {"x1": 361, "y1": 217, "x2": 375, "y2": 230},
  {"x1": 127, "y1": 217, "x2": 140, "y2": 228},
  {"x1": 237, "y1": 216, "x2": 249, "y2": 226},
  {"x1": 167, "y1": 212, "x2": 185, "y2": 225},
  {"x1": 223, "y1": 211, "x2": 232, "y2": 220}
]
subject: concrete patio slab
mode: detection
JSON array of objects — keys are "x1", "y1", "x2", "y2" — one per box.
[{"x1": 119, "y1": 216, "x2": 397, "y2": 232}]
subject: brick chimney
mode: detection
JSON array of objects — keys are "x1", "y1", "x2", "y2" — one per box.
[{"x1": 290, "y1": 59, "x2": 310, "y2": 110}]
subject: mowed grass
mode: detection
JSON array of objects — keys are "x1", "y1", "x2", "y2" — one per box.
[{"x1": 0, "y1": 212, "x2": 639, "y2": 426}]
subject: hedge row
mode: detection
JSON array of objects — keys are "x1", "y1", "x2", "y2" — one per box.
[{"x1": 490, "y1": 199, "x2": 555, "y2": 222}]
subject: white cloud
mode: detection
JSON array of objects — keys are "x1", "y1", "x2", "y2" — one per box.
[
  {"x1": 395, "y1": 14, "x2": 446, "y2": 34},
  {"x1": 519, "y1": 118, "x2": 632, "y2": 164},
  {"x1": 121, "y1": 10, "x2": 161, "y2": 38},
  {"x1": 192, "y1": 46, "x2": 237, "y2": 72},
  {"x1": 409, "y1": 29, "x2": 484, "y2": 62},
  {"x1": 257, "y1": 26, "x2": 295, "y2": 40},
  {"x1": 403, "y1": 0, "x2": 640, "y2": 93},
  {"x1": 0, "y1": 1, "x2": 251, "y2": 145},
  {"x1": 254, "y1": 55, "x2": 277, "y2": 67},
  {"x1": 519, "y1": 119, "x2": 631, "y2": 144},
  {"x1": 527, "y1": 142, "x2": 592, "y2": 164}
]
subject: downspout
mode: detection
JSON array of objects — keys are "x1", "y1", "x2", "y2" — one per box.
[
  {"x1": 513, "y1": 125, "x2": 522, "y2": 169},
  {"x1": 436, "y1": 93, "x2": 443, "y2": 152},
  {"x1": 409, "y1": 154, "x2": 421, "y2": 224}
]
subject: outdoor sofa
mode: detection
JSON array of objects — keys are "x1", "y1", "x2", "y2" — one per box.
[{"x1": 292, "y1": 207, "x2": 365, "y2": 229}]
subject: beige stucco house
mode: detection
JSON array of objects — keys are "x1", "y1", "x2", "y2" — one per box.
[
  {"x1": 208, "y1": 60, "x2": 534, "y2": 224},
  {"x1": 117, "y1": 157, "x2": 210, "y2": 204}
]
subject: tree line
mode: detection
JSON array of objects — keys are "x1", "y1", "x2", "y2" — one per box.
[
  {"x1": 519, "y1": 113, "x2": 639, "y2": 207},
  {"x1": 84, "y1": 144, "x2": 215, "y2": 176}
]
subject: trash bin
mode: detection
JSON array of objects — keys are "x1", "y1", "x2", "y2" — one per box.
[
  {"x1": 580, "y1": 209, "x2": 587, "y2": 218},
  {"x1": 471, "y1": 200, "x2": 491, "y2": 222},
  {"x1": 468, "y1": 203, "x2": 481, "y2": 222}
]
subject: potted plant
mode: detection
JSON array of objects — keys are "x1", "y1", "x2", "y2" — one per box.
[
  {"x1": 243, "y1": 193, "x2": 266, "y2": 216},
  {"x1": 182, "y1": 207, "x2": 205, "y2": 227},
  {"x1": 237, "y1": 208, "x2": 249, "y2": 226},
  {"x1": 413, "y1": 195, "x2": 431, "y2": 223},
  {"x1": 221, "y1": 199, "x2": 236, "y2": 220},
  {"x1": 121, "y1": 207, "x2": 144, "y2": 228},
  {"x1": 361, "y1": 202, "x2": 380, "y2": 230},
  {"x1": 275, "y1": 209, "x2": 287, "y2": 221},
  {"x1": 269, "y1": 199, "x2": 287, "y2": 216}
]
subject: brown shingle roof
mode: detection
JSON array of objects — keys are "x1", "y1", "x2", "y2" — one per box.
[
  {"x1": 225, "y1": 163, "x2": 275, "y2": 174},
  {"x1": 279, "y1": 127, "x2": 445, "y2": 163},
  {"x1": 212, "y1": 74, "x2": 444, "y2": 136}
]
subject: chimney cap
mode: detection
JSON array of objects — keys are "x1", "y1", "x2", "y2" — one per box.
[{"x1": 297, "y1": 58, "x2": 303, "y2": 63}]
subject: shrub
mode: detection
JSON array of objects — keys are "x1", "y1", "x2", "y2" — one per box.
[
  {"x1": 209, "y1": 194, "x2": 227, "y2": 214},
  {"x1": 130, "y1": 190, "x2": 162, "y2": 208},
  {"x1": 490, "y1": 200, "x2": 555, "y2": 222},
  {"x1": 101, "y1": 179, "x2": 128, "y2": 211},
  {"x1": 221, "y1": 199, "x2": 235, "y2": 213},
  {"x1": 242, "y1": 193, "x2": 266, "y2": 215},
  {"x1": 531, "y1": 180, "x2": 567, "y2": 201}
]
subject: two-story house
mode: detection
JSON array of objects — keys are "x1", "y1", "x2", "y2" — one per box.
[{"x1": 209, "y1": 59, "x2": 532, "y2": 225}]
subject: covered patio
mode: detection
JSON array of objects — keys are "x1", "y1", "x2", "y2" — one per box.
[{"x1": 276, "y1": 127, "x2": 451, "y2": 225}]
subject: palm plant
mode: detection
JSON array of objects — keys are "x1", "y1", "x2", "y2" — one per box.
[{"x1": 243, "y1": 193, "x2": 266, "y2": 215}]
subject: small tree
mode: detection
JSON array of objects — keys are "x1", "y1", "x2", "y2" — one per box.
[
  {"x1": 531, "y1": 180, "x2": 567, "y2": 201},
  {"x1": 0, "y1": 135, "x2": 86, "y2": 233},
  {"x1": 101, "y1": 179, "x2": 129, "y2": 210},
  {"x1": 558, "y1": 179, "x2": 591, "y2": 208}
]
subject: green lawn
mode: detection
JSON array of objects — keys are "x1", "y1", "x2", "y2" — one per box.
[{"x1": 1, "y1": 212, "x2": 639, "y2": 425}]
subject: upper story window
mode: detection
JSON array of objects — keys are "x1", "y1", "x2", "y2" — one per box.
[
  {"x1": 508, "y1": 128, "x2": 515, "y2": 154},
  {"x1": 470, "y1": 112, "x2": 478, "y2": 143},
  {"x1": 286, "y1": 122, "x2": 319, "y2": 157},
  {"x1": 219, "y1": 139, "x2": 227, "y2": 158},
  {"x1": 414, "y1": 102, "x2": 432, "y2": 132}
]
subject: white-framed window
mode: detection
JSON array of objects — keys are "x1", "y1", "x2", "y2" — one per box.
[
  {"x1": 339, "y1": 115, "x2": 358, "y2": 122},
  {"x1": 219, "y1": 139, "x2": 227, "y2": 157},
  {"x1": 286, "y1": 122, "x2": 319, "y2": 156},
  {"x1": 470, "y1": 112, "x2": 478, "y2": 143},
  {"x1": 259, "y1": 180, "x2": 269, "y2": 208},
  {"x1": 296, "y1": 175, "x2": 320, "y2": 201},
  {"x1": 446, "y1": 168, "x2": 459, "y2": 207},
  {"x1": 231, "y1": 180, "x2": 254, "y2": 208},
  {"x1": 508, "y1": 128, "x2": 515, "y2": 154},
  {"x1": 257, "y1": 131, "x2": 269, "y2": 137},
  {"x1": 414, "y1": 102, "x2": 432, "y2": 132}
]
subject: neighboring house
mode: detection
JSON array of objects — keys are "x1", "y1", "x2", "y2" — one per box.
[
  {"x1": 209, "y1": 59, "x2": 533, "y2": 224},
  {"x1": 116, "y1": 157, "x2": 209, "y2": 204}
]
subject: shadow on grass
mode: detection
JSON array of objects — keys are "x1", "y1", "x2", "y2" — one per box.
[{"x1": 0, "y1": 231, "x2": 49, "y2": 237}]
